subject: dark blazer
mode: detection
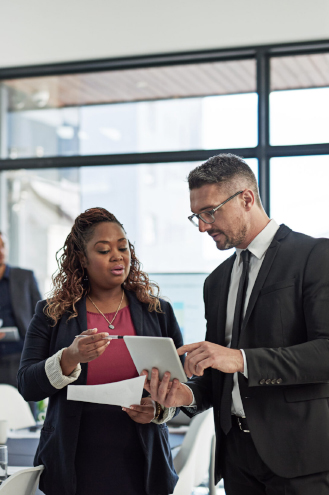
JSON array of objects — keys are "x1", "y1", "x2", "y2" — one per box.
[
  {"x1": 18, "y1": 290, "x2": 183, "y2": 495},
  {"x1": 184, "y1": 225, "x2": 329, "y2": 483},
  {"x1": 9, "y1": 267, "x2": 41, "y2": 337}
]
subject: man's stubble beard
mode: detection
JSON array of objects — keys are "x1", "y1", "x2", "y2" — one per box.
[{"x1": 209, "y1": 224, "x2": 248, "y2": 251}]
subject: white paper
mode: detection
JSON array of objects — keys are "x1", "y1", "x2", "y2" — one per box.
[{"x1": 67, "y1": 375, "x2": 145, "y2": 408}]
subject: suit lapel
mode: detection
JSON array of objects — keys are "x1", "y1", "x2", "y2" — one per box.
[
  {"x1": 76, "y1": 297, "x2": 88, "y2": 335},
  {"x1": 125, "y1": 290, "x2": 144, "y2": 336},
  {"x1": 240, "y1": 224, "x2": 291, "y2": 336},
  {"x1": 216, "y1": 254, "x2": 235, "y2": 345}
]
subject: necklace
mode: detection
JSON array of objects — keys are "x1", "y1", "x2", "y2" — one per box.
[{"x1": 87, "y1": 290, "x2": 124, "y2": 330}]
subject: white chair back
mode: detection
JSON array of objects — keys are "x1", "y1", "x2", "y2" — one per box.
[
  {"x1": 173, "y1": 408, "x2": 215, "y2": 495},
  {"x1": 0, "y1": 385, "x2": 36, "y2": 430},
  {"x1": 0, "y1": 466, "x2": 44, "y2": 495}
]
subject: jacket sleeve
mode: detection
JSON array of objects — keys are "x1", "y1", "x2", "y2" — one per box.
[
  {"x1": 245, "y1": 239, "x2": 329, "y2": 387},
  {"x1": 18, "y1": 301, "x2": 63, "y2": 401}
]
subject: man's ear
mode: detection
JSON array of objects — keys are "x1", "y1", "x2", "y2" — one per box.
[{"x1": 242, "y1": 189, "x2": 255, "y2": 211}]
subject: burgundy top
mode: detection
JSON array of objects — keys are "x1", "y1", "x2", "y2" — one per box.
[{"x1": 86, "y1": 306, "x2": 139, "y2": 385}]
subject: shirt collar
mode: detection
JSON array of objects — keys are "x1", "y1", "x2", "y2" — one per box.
[{"x1": 236, "y1": 219, "x2": 280, "y2": 263}]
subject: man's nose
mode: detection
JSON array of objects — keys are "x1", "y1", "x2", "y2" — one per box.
[{"x1": 198, "y1": 219, "x2": 212, "y2": 233}]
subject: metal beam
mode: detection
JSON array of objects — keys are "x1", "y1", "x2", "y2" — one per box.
[
  {"x1": 0, "y1": 148, "x2": 258, "y2": 171},
  {"x1": 256, "y1": 49, "x2": 270, "y2": 215}
]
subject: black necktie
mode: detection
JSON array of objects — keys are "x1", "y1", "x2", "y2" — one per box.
[{"x1": 220, "y1": 249, "x2": 250, "y2": 435}]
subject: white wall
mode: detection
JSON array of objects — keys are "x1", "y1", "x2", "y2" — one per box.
[{"x1": 1, "y1": 0, "x2": 329, "y2": 68}]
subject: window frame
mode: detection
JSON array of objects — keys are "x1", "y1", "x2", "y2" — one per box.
[{"x1": 1, "y1": 39, "x2": 329, "y2": 216}]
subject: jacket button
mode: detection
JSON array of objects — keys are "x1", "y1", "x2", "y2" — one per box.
[
  {"x1": 271, "y1": 379, "x2": 277, "y2": 385},
  {"x1": 259, "y1": 379, "x2": 266, "y2": 385},
  {"x1": 276, "y1": 378, "x2": 282, "y2": 384},
  {"x1": 265, "y1": 379, "x2": 271, "y2": 385}
]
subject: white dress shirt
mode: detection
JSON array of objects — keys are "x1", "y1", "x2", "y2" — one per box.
[
  {"x1": 229, "y1": 219, "x2": 279, "y2": 416},
  {"x1": 185, "y1": 219, "x2": 280, "y2": 413}
]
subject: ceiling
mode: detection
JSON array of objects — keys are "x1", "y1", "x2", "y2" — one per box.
[
  {"x1": 2, "y1": 53, "x2": 329, "y2": 112},
  {"x1": 3, "y1": 59, "x2": 256, "y2": 111},
  {"x1": 271, "y1": 53, "x2": 329, "y2": 90}
]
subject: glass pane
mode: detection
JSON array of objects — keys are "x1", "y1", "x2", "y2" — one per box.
[
  {"x1": 148, "y1": 273, "x2": 207, "y2": 345},
  {"x1": 0, "y1": 168, "x2": 81, "y2": 295},
  {"x1": 270, "y1": 155, "x2": 329, "y2": 238},
  {"x1": 1, "y1": 58, "x2": 257, "y2": 159},
  {"x1": 0, "y1": 159, "x2": 258, "y2": 296},
  {"x1": 270, "y1": 53, "x2": 329, "y2": 145}
]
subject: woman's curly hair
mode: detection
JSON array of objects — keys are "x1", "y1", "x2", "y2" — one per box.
[{"x1": 45, "y1": 207, "x2": 161, "y2": 324}]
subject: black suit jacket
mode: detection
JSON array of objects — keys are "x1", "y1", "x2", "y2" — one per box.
[
  {"x1": 184, "y1": 225, "x2": 329, "y2": 482},
  {"x1": 9, "y1": 267, "x2": 41, "y2": 337},
  {"x1": 18, "y1": 291, "x2": 183, "y2": 495}
]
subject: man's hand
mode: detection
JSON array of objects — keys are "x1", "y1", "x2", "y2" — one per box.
[
  {"x1": 123, "y1": 397, "x2": 156, "y2": 424},
  {"x1": 141, "y1": 369, "x2": 193, "y2": 408},
  {"x1": 177, "y1": 341, "x2": 244, "y2": 377}
]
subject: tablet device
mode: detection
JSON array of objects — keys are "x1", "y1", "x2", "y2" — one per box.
[
  {"x1": 0, "y1": 327, "x2": 20, "y2": 342},
  {"x1": 124, "y1": 336, "x2": 187, "y2": 383}
]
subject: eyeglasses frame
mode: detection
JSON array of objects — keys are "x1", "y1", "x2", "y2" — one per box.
[{"x1": 188, "y1": 190, "x2": 243, "y2": 227}]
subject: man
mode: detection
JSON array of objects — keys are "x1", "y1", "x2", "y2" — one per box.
[
  {"x1": 0, "y1": 231, "x2": 41, "y2": 388},
  {"x1": 143, "y1": 154, "x2": 329, "y2": 494}
]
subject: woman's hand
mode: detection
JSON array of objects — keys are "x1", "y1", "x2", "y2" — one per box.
[
  {"x1": 60, "y1": 328, "x2": 110, "y2": 376},
  {"x1": 123, "y1": 397, "x2": 156, "y2": 424},
  {"x1": 141, "y1": 368, "x2": 193, "y2": 408}
]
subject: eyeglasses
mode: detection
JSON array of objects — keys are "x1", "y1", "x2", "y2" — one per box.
[{"x1": 188, "y1": 190, "x2": 243, "y2": 227}]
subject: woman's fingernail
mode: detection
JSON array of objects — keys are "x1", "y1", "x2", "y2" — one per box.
[{"x1": 122, "y1": 407, "x2": 126, "y2": 411}]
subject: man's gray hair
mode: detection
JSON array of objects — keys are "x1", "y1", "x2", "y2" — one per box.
[{"x1": 188, "y1": 154, "x2": 262, "y2": 207}]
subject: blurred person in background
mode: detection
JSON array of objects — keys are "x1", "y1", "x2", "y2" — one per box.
[
  {"x1": 0, "y1": 231, "x2": 41, "y2": 388},
  {"x1": 18, "y1": 208, "x2": 182, "y2": 495}
]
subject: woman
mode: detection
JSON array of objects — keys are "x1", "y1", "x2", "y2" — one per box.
[{"x1": 18, "y1": 207, "x2": 183, "y2": 495}]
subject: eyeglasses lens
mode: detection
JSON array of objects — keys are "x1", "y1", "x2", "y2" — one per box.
[{"x1": 199, "y1": 212, "x2": 215, "y2": 224}]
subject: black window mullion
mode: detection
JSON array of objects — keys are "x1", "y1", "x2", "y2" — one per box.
[{"x1": 256, "y1": 48, "x2": 271, "y2": 216}]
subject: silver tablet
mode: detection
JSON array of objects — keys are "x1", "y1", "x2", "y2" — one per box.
[
  {"x1": 124, "y1": 336, "x2": 187, "y2": 383},
  {"x1": 0, "y1": 327, "x2": 20, "y2": 342}
]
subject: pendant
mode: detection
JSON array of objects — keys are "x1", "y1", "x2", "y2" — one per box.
[{"x1": 109, "y1": 324, "x2": 115, "y2": 330}]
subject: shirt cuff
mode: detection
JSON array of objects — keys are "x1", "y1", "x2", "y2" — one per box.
[
  {"x1": 182, "y1": 384, "x2": 197, "y2": 407},
  {"x1": 45, "y1": 348, "x2": 81, "y2": 389},
  {"x1": 152, "y1": 406, "x2": 176, "y2": 425},
  {"x1": 240, "y1": 349, "x2": 248, "y2": 378}
]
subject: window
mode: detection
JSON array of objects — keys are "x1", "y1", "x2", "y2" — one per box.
[
  {"x1": 270, "y1": 53, "x2": 329, "y2": 146},
  {"x1": 270, "y1": 155, "x2": 329, "y2": 237},
  {"x1": 2, "y1": 59, "x2": 257, "y2": 159},
  {"x1": 1, "y1": 40, "x2": 329, "y2": 341}
]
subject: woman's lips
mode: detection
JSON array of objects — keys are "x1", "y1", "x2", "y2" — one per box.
[{"x1": 111, "y1": 266, "x2": 125, "y2": 276}]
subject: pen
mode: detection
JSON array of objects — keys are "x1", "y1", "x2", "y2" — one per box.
[{"x1": 74, "y1": 335, "x2": 124, "y2": 339}]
